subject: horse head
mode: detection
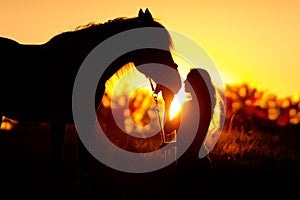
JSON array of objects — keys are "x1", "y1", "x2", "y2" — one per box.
[{"x1": 94, "y1": 9, "x2": 182, "y2": 124}]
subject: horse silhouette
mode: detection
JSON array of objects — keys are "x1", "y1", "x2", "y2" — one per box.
[{"x1": 0, "y1": 8, "x2": 181, "y2": 186}]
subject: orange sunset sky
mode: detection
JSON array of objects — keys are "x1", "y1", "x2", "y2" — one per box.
[{"x1": 1, "y1": 0, "x2": 299, "y2": 98}]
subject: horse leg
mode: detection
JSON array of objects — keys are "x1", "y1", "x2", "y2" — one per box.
[
  {"x1": 76, "y1": 138, "x2": 90, "y2": 197},
  {"x1": 0, "y1": 115, "x2": 2, "y2": 129},
  {"x1": 78, "y1": 139, "x2": 89, "y2": 178},
  {"x1": 49, "y1": 119, "x2": 67, "y2": 198},
  {"x1": 50, "y1": 120, "x2": 66, "y2": 175}
]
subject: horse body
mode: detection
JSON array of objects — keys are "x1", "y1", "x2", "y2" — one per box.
[{"x1": 0, "y1": 9, "x2": 182, "y2": 185}]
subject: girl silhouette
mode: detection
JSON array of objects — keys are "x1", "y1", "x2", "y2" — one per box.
[{"x1": 166, "y1": 68, "x2": 216, "y2": 197}]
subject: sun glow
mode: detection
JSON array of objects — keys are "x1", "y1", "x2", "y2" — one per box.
[
  {"x1": 101, "y1": 62, "x2": 189, "y2": 135},
  {"x1": 97, "y1": 60, "x2": 226, "y2": 153},
  {"x1": 101, "y1": 63, "x2": 165, "y2": 132},
  {"x1": 101, "y1": 60, "x2": 225, "y2": 150},
  {"x1": 169, "y1": 98, "x2": 181, "y2": 121},
  {"x1": 169, "y1": 86, "x2": 188, "y2": 120}
]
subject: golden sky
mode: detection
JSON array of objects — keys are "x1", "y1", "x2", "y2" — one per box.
[{"x1": 1, "y1": 0, "x2": 299, "y2": 98}]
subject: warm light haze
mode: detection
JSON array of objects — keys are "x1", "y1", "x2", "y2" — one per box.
[{"x1": 1, "y1": 0, "x2": 299, "y2": 98}]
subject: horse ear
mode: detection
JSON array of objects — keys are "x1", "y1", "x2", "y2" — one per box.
[
  {"x1": 138, "y1": 8, "x2": 144, "y2": 19},
  {"x1": 144, "y1": 8, "x2": 153, "y2": 21}
]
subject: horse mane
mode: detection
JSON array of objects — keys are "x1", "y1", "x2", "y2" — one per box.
[
  {"x1": 74, "y1": 17, "x2": 130, "y2": 31},
  {"x1": 74, "y1": 21, "x2": 98, "y2": 31}
]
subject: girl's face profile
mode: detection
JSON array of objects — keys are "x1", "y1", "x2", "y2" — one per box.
[{"x1": 184, "y1": 79, "x2": 192, "y2": 94}]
